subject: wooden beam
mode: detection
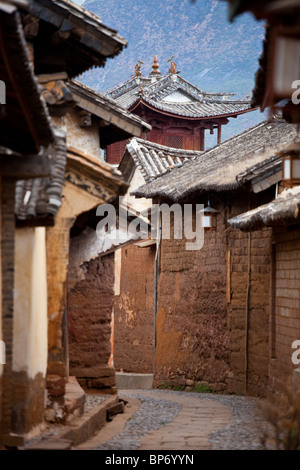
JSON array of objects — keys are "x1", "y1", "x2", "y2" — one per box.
[
  {"x1": 0, "y1": 154, "x2": 50, "y2": 178},
  {"x1": 37, "y1": 72, "x2": 68, "y2": 84}
]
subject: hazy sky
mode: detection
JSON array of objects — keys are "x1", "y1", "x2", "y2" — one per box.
[{"x1": 76, "y1": 0, "x2": 267, "y2": 146}]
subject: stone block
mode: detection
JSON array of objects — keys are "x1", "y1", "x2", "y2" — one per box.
[
  {"x1": 71, "y1": 365, "x2": 115, "y2": 378},
  {"x1": 87, "y1": 376, "x2": 116, "y2": 389},
  {"x1": 26, "y1": 438, "x2": 73, "y2": 450},
  {"x1": 46, "y1": 375, "x2": 66, "y2": 397}
]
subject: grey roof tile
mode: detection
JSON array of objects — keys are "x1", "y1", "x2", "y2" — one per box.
[
  {"x1": 123, "y1": 138, "x2": 200, "y2": 183},
  {"x1": 107, "y1": 73, "x2": 251, "y2": 119},
  {"x1": 132, "y1": 119, "x2": 299, "y2": 201},
  {"x1": 228, "y1": 186, "x2": 300, "y2": 231}
]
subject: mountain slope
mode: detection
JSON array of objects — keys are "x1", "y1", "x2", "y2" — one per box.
[{"x1": 77, "y1": 0, "x2": 267, "y2": 145}]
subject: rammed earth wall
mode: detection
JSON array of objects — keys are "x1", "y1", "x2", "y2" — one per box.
[
  {"x1": 113, "y1": 243, "x2": 155, "y2": 374},
  {"x1": 268, "y1": 228, "x2": 300, "y2": 394},
  {"x1": 153, "y1": 199, "x2": 230, "y2": 392},
  {"x1": 153, "y1": 192, "x2": 274, "y2": 397},
  {"x1": 68, "y1": 253, "x2": 115, "y2": 389},
  {"x1": 227, "y1": 225, "x2": 272, "y2": 396}
]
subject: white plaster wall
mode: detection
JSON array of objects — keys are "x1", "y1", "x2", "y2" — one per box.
[
  {"x1": 114, "y1": 248, "x2": 122, "y2": 297},
  {"x1": 13, "y1": 227, "x2": 48, "y2": 378},
  {"x1": 124, "y1": 167, "x2": 152, "y2": 213}
]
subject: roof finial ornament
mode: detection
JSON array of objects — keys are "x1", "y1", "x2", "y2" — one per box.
[
  {"x1": 150, "y1": 55, "x2": 161, "y2": 75},
  {"x1": 168, "y1": 56, "x2": 179, "y2": 74},
  {"x1": 135, "y1": 60, "x2": 144, "y2": 77}
]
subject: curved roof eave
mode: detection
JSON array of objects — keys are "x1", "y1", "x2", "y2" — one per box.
[{"x1": 129, "y1": 98, "x2": 257, "y2": 121}]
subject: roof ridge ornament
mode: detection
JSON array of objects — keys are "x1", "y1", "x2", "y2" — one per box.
[
  {"x1": 168, "y1": 56, "x2": 180, "y2": 75},
  {"x1": 134, "y1": 60, "x2": 144, "y2": 78},
  {"x1": 150, "y1": 55, "x2": 161, "y2": 76}
]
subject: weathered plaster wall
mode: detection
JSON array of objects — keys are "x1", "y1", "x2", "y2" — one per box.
[
  {"x1": 65, "y1": 108, "x2": 101, "y2": 160},
  {"x1": 109, "y1": 165, "x2": 155, "y2": 374},
  {"x1": 12, "y1": 227, "x2": 48, "y2": 433},
  {"x1": 46, "y1": 180, "x2": 102, "y2": 400},
  {"x1": 14, "y1": 228, "x2": 48, "y2": 377},
  {"x1": 114, "y1": 243, "x2": 155, "y2": 373},
  {"x1": 123, "y1": 167, "x2": 152, "y2": 214}
]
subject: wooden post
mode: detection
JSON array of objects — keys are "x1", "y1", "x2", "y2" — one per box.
[
  {"x1": 217, "y1": 123, "x2": 222, "y2": 145},
  {"x1": 200, "y1": 128, "x2": 205, "y2": 151}
]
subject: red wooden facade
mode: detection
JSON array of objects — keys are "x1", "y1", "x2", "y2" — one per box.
[{"x1": 105, "y1": 108, "x2": 228, "y2": 164}]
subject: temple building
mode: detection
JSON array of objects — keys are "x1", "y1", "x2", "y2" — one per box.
[{"x1": 105, "y1": 55, "x2": 255, "y2": 164}]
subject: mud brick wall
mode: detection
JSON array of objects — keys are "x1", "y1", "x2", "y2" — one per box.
[
  {"x1": 114, "y1": 243, "x2": 155, "y2": 373},
  {"x1": 227, "y1": 226, "x2": 272, "y2": 397},
  {"x1": 68, "y1": 254, "x2": 115, "y2": 382},
  {"x1": 154, "y1": 200, "x2": 230, "y2": 392},
  {"x1": 268, "y1": 228, "x2": 300, "y2": 394}
]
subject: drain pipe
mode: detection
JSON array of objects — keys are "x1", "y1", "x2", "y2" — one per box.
[{"x1": 153, "y1": 202, "x2": 162, "y2": 377}]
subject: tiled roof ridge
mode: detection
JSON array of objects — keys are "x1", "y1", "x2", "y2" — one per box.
[
  {"x1": 106, "y1": 71, "x2": 243, "y2": 104},
  {"x1": 126, "y1": 137, "x2": 197, "y2": 182},
  {"x1": 131, "y1": 137, "x2": 203, "y2": 157}
]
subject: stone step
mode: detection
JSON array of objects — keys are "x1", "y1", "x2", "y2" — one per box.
[{"x1": 116, "y1": 373, "x2": 154, "y2": 390}]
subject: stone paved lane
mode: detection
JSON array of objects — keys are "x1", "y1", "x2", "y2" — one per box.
[{"x1": 76, "y1": 389, "x2": 274, "y2": 451}]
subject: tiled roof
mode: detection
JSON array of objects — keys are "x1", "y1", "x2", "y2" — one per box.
[
  {"x1": 132, "y1": 119, "x2": 298, "y2": 201},
  {"x1": 15, "y1": 128, "x2": 67, "y2": 226},
  {"x1": 30, "y1": 0, "x2": 127, "y2": 48},
  {"x1": 119, "y1": 138, "x2": 201, "y2": 183},
  {"x1": 107, "y1": 73, "x2": 252, "y2": 119},
  {"x1": 27, "y1": 0, "x2": 127, "y2": 78},
  {"x1": 0, "y1": 4, "x2": 54, "y2": 153},
  {"x1": 228, "y1": 186, "x2": 300, "y2": 231},
  {"x1": 136, "y1": 95, "x2": 251, "y2": 119},
  {"x1": 68, "y1": 80, "x2": 151, "y2": 143}
]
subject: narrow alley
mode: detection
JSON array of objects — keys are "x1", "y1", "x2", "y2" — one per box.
[
  {"x1": 22, "y1": 388, "x2": 275, "y2": 451},
  {"x1": 1, "y1": 0, "x2": 300, "y2": 453}
]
